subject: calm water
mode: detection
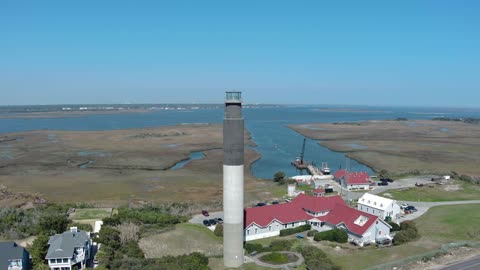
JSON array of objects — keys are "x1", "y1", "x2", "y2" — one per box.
[{"x1": 1, "y1": 106, "x2": 479, "y2": 179}]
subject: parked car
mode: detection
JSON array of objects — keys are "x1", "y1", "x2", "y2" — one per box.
[
  {"x1": 376, "y1": 238, "x2": 392, "y2": 246},
  {"x1": 271, "y1": 201, "x2": 279, "y2": 205},
  {"x1": 380, "y1": 178, "x2": 393, "y2": 183},
  {"x1": 216, "y1": 218, "x2": 224, "y2": 224},
  {"x1": 209, "y1": 219, "x2": 217, "y2": 225},
  {"x1": 378, "y1": 182, "x2": 388, "y2": 186},
  {"x1": 405, "y1": 205, "x2": 417, "y2": 211},
  {"x1": 400, "y1": 203, "x2": 409, "y2": 209},
  {"x1": 202, "y1": 210, "x2": 209, "y2": 217},
  {"x1": 203, "y1": 220, "x2": 211, "y2": 226},
  {"x1": 256, "y1": 202, "x2": 266, "y2": 207}
]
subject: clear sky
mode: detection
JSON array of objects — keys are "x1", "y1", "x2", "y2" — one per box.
[{"x1": 1, "y1": 1, "x2": 479, "y2": 106}]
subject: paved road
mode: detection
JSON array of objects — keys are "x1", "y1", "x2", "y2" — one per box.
[
  {"x1": 396, "y1": 200, "x2": 480, "y2": 222},
  {"x1": 189, "y1": 211, "x2": 224, "y2": 224},
  {"x1": 437, "y1": 256, "x2": 480, "y2": 270}
]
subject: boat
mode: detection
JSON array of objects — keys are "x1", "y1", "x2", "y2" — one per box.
[{"x1": 321, "y1": 162, "x2": 331, "y2": 175}]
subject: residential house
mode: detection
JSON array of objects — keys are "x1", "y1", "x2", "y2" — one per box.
[
  {"x1": 334, "y1": 170, "x2": 371, "y2": 190},
  {"x1": 245, "y1": 194, "x2": 391, "y2": 246},
  {"x1": 46, "y1": 227, "x2": 92, "y2": 270},
  {"x1": 0, "y1": 242, "x2": 29, "y2": 270},
  {"x1": 357, "y1": 193, "x2": 401, "y2": 221}
]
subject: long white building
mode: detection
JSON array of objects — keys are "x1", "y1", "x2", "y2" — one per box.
[
  {"x1": 245, "y1": 194, "x2": 391, "y2": 246},
  {"x1": 357, "y1": 193, "x2": 401, "y2": 221}
]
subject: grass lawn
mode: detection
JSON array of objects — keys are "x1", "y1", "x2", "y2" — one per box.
[
  {"x1": 139, "y1": 223, "x2": 222, "y2": 258},
  {"x1": 323, "y1": 203, "x2": 480, "y2": 270},
  {"x1": 415, "y1": 204, "x2": 480, "y2": 242},
  {"x1": 379, "y1": 181, "x2": 480, "y2": 202},
  {"x1": 70, "y1": 208, "x2": 112, "y2": 220}
]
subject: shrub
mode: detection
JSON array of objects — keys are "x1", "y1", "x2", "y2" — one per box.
[
  {"x1": 214, "y1": 224, "x2": 223, "y2": 237},
  {"x1": 314, "y1": 229, "x2": 348, "y2": 243},
  {"x1": 300, "y1": 246, "x2": 341, "y2": 270},
  {"x1": 245, "y1": 243, "x2": 265, "y2": 254},
  {"x1": 279, "y1": 224, "x2": 311, "y2": 236},
  {"x1": 274, "y1": 171, "x2": 286, "y2": 182},
  {"x1": 394, "y1": 221, "x2": 420, "y2": 245},
  {"x1": 260, "y1": 252, "x2": 288, "y2": 264},
  {"x1": 388, "y1": 221, "x2": 400, "y2": 232},
  {"x1": 393, "y1": 230, "x2": 410, "y2": 245},
  {"x1": 269, "y1": 240, "x2": 294, "y2": 251},
  {"x1": 307, "y1": 230, "x2": 317, "y2": 237}
]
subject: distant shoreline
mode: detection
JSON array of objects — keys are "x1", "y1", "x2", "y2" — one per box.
[{"x1": 0, "y1": 109, "x2": 151, "y2": 119}]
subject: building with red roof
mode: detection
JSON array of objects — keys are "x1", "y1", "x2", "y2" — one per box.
[
  {"x1": 313, "y1": 188, "x2": 325, "y2": 197},
  {"x1": 245, "y1": 194, "x2": 391, "y2": 246},
  {"x1": 333, "y1": 169, "x2": 371, "y2": 190}
]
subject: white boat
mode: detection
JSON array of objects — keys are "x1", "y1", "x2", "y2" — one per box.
[{"x1": 321, "y1": 162, "x2": 331, "y2": 175}]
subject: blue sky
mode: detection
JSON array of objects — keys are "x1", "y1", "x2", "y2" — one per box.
[{"x1": 1, "y1": 1, "x2": 479, "y2": 106}]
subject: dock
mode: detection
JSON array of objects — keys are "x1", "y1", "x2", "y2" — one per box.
[{"x1": 307, "y1": 165, "x2": 323, "y2": 176}]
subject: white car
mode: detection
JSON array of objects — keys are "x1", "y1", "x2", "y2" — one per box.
[{"x1": 400, "y1": 203, "x2": 409, "y2": 209}]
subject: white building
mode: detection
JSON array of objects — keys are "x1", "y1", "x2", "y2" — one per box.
[
  {"x1": 46, "y1": 227, "x2": 92, "y2": 270},
  {"x1": 245, "y1": 194, "x2": 391, "y2": 246},
  {"x1": 357, "y1": 193, "x2": 401, "y2": 221}
]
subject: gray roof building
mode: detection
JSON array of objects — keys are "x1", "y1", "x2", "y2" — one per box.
[
  {"x1": 0, "y1": 241, "x2": 29, "y2": 270},
  {"x1": 46, "y1": 229, "x2": 90, "y2": 259}
]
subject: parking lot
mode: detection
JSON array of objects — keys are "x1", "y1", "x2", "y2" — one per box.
[{"x1": 189, "y1": 211, "x2": 224, "y2": 226}]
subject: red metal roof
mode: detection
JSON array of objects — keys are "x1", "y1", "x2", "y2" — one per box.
[
  {"x1": 245, "y1": 202, "x2": 310, "y2": 228},
  {"x1": 334, "y1": 170, "x2": 370, "y2": 185},
  {"x1": 321, "y1": 204, "x2": 378, "y2": 235},
  {"x1": 333, "y1": 169, "x2": 346, "y2": 179},
  {"x1": 245, "y1": 194, "x2": 378, "y2": 236},
  {"x1": 345, "y1": 172, "x2": 370, "y2": 185}
]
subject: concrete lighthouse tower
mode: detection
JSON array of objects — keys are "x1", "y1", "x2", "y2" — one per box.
[{"x1": 223, "y1": 91, "x2": 244, "y2": 268}]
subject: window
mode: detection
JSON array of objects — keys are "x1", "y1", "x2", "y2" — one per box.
[
  {"x1": 284, "y1": 224, "x2": 287, "y2": 229},
  {"x1": 255, "y1": 228, "x2": 258, "y2": 234},
  {"x1": 63, "y1": 258, "x2": 68, "y2": 263},
  {"x1": 56, "y1": 259, "x2": 62, "y2": 263},
  {"x1": 50, "y1": 259, "x2": 56, "y2": 264},
  {"x1": 247, "y1": 229, "x2": 250, "y2": 235},
  {"x1": 269, "y1": 226, "x2": 271, "y2": 232}
]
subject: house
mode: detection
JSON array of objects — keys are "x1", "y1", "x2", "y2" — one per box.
[
  {"x1": 313, "y1": 188, "x2": 325, "y2": 197},
  {"x1": 0, "y1": 242, "x2": 30, "y2": 270},
  {"x1": 245, "y1": 194, "x2": 391, "y2": 246},
  {"x1": 357, "y1": 193, "x2": 402, "y2": 221},
  {"x1": 333, "y1": 170, "x2": 370, "y2": 190},
  {"x1": 46, "y1": 227, "x2": 92, "y2": 270}
]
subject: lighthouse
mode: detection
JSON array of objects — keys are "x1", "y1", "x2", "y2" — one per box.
[{"x1": 223, "y1": 91, "x2": 244, "y2": 268}]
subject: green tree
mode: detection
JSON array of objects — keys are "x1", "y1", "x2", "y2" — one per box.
[
  {"x1": 273, "y1": 171, "x2": 286, "y2": 182},
  {"x1": 38, "y1": 214, "x2": 69, "y2": 234},
  {"x1": 98, "y1": 227, "x2": 121, "y2": 250},
  {"x1": 29, "y1": 234, "x2": 49, "y2": 267},
  {"x1": 70, "y1": 222, "x2": 93, "y2": 232},
  {"x1": 214, "y1": 224, "x2": 223, "y2": 237},
  {"x1": 33, "y1": 263, "x2": 51, "y2": 270}
]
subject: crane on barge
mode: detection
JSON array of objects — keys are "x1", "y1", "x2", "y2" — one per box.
[{"x1": 291, "y1": 138, "x2": 309, "y2": 169}]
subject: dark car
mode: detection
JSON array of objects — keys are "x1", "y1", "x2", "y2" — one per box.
[
  {"x1": 209, "y1": 219, "x2": 217, "y2": 225},
  {"x1": 216, "y1": 218, "x2": 224, "y2": 224},
  {"x1": 256, "y1": 202, "x2": 266, "y2": 207},
  {"x1": 271, "y1": 201, "x2": 279, "y2": 205},
  {"x1": 405, "y1": 205, "x2": 416, "y2": 211},
  {"x1": 378, "y1": 181, "x2": 388, "y2": 186},
  {"x1": 203, "y1": 220, "x2": 211, "y2": 226},
  {"x1": 376, "y1": 238, "x2": 392, "y2": 246},
  {"x1": 380, "y1": 178, "x2": 393, "y2": 183},
  {"x1": 202, "y1": 210, "x2": 209, "y2": 217}
]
